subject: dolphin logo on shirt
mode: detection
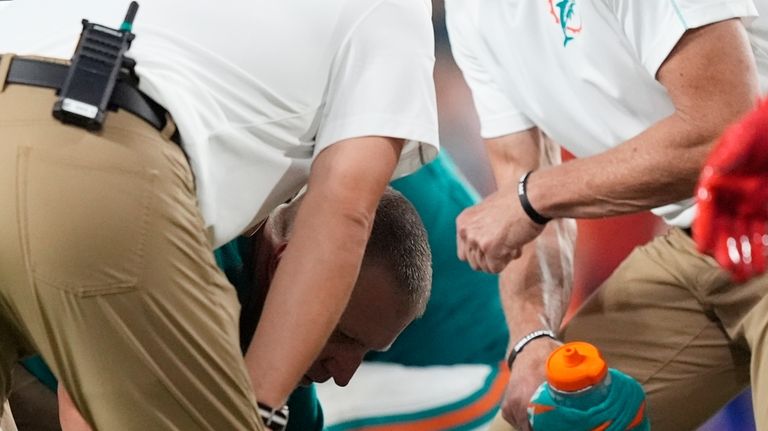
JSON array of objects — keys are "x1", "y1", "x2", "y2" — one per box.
[{"x1": 548, "y1": 0, "x2": 582, "y2": 47}]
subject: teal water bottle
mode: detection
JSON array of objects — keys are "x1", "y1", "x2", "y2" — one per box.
[{"x1": 528, "y1": 341, "x2": 650, "y2": 431}]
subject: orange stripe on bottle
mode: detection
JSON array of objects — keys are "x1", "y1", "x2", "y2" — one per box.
[
  {"x1": 527, "y1": 403, "x2": 555, "y2": 415},
  {"x1": 626, "y1": 401, "x2": 646, "y2": 429},
  {"x1": 592, "y1": 421, "x2": 612, "y2": 431},
  {"x1": 358, "y1": 363, "x2": 509, "y2": 431}
]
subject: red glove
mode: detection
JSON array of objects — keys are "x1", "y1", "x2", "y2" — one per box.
[{"x1": 694, "y1": 99, "x2": 768, "y2": 282}]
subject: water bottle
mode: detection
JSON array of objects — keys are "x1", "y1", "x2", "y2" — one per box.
[{"x1": 527, "y1": 341, "x2": 650, "y2": 431}]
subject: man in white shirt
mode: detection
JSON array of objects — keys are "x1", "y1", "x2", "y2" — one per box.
[
  {"x1": 446, "y1": 0, "x2": 768, "y2": 429},
  {"x1": 0, "y1": 1, "x2": 438, "y2": 429}
]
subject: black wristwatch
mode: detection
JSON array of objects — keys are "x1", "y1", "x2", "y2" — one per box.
[{"x1": 258, "y1": 401, "x2": 289, "y2": 431}]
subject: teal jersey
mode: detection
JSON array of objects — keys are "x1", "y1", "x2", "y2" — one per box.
[
  {"x1": 286, "y1": 385, "x2": 324, "y2": 431},
  {"x1": 368, "y1": 151, "x2": 508, "y2": 365},
  {"x1": 213, "y1": 236, "x2": 263, "y2": 352},
  {"x1": 20, "y1": 356, "x2": 57, "y2": 392},
  {"x1": 213, "y1": 239, "x2": 324, "y2": 431}
]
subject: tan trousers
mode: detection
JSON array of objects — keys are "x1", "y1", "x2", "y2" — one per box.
[
  {"x1": 490, "y1": 228, "x2": 767, "y2": 431},
  {"x1": 0, "y1": 56, "x2": 265, "y2": 430}
]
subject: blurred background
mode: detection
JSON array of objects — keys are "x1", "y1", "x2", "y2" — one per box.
[{"x1": 429, "y1": 1, "x2": 756, "y2": 430}]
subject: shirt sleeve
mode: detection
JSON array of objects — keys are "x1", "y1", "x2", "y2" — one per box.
[
  {"x1": 314, "y1": 0, "x2": 439, "y2": 179},
  {"x1": 608, "y1": 0, "x2": 758, "y2": 76},
  {"x1": 445, "y1": 0, "x2": 533, "y2": 139}
]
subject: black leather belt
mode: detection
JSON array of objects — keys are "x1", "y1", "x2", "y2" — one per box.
[{"x1": 3, "y1": 56, "x2": 177, "y2": 141}]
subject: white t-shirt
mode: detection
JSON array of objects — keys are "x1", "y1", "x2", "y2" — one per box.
[
  {"x1": 446, "y1": 0, "x2": 768, "y2": 227},
  {"x1": 0, "y1": 0, "x2": 439, "y2": 246}
]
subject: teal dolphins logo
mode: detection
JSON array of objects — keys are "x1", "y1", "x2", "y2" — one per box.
[{"x1": 548, "y1": 0, "x2": 582, "y2": 47}]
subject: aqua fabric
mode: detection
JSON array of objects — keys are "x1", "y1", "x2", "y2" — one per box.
[
  {"x1": 529, "y1": 369, "x2": 649, "y2": 431},
  {"x1": 368, "y1": 151, "x2": 508, "y2": 365},
  {"x1": 212, "y1": 241, "x2": 325, "y2": 431},
  {"x1": 214, "y1": 236, "x2": 259, "y2": 352},
  {"x1": 286, "y1": 385, "x2": 324, "y2": 431},
  {"x1": 20, "y1": 356, "x2": 57, "y2": 392},
  {"x1": 214, "y1": 238, "x2": 245, "y2": 278}
]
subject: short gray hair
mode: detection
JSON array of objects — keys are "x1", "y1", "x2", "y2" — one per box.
[
  {"x1": 364, "y1": 188, "x2": 432, "y2": 315},
  {"x1": 274, "y1": 187, "x2": 432, "y2": 314}
]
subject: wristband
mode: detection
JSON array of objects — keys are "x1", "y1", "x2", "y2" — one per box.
[
  {"x1": 518, "y1": 171, "x2": 551, "y2": 225},
  {"x1": 506, "y1": 329, "x2": 558, "y2": 370},
  {"x1": 258, "y1": 401, "x2": 289, "y2": 431}
]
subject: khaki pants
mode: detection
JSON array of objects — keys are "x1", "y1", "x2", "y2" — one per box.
[
  {"x1": 491, "y1": 228, "x2": 767, "y2": 431},
  {"x1": 0, "y1": 56, "x2": 264, "y2": 430}
]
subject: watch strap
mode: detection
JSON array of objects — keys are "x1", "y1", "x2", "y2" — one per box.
[
  {"x1": 506, "y1": 329, "x2": 558, "y2": 370},
  {"x1": 257, "y1": 401, "x2": 289, "y2": 431}
]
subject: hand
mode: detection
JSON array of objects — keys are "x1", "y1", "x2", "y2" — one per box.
[
  {"x1": 501, "y1": 337, "x2": 562, "y2": 431},
  {"x1": 695, "y1": 99, "x2": 768, "y2": 282},
  {"x1": 456, "y1": 184, "x2": 545, "y2": 273}
]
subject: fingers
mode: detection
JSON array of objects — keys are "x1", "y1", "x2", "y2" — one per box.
[
  {"x1": 456, "y1": 211, "x2": 520, "y2": 273},
  {"x1": 473, "y1": 245, "x2": 521, "y2": 273},
  {"x1": 491, "y1": 247, "x2": 521, "y2": 272},
  {"x1": 501, "y1": 401, "x2": 530, "y2": 431},
  {"x1": 456, "y1": 219, "x2": 484, "y2": 271},
  {"x1": 732, "y1": 218, "x2": 768, "y2": 282},
  {"x1": 713, "y1": 228, "x2": 737, "y2": 280},
  {"x1": 468, "y1": 246, "x2": 484, "y2": 272},
  {"x1": 711, "y1": 218, "x2": 762, "y2": 283},
  {"x1": 455, "y1": 193, "x2": 540, "y2": 272},
  {"x1": 457, "y1": 227, "x2": 467, "y2": 262},
  {"x1": 463, "y1": 242, "x2": 519, "y2": 273}
]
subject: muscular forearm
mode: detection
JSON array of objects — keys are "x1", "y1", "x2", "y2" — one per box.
[
  {"x1": 483, "y1": 130, "x2": 576, "y2": 341},
  {"x1": 528, "y1": 19, "x2": 759, "y2": 220},
  {"x1": 527, "y1": 115, "x2": 715, "y2": 219},
  {"x1": 496, "y1": 216, "x2": 575, "y2": 431},
  {"x1": 245, "y1": 189, "x2": 372, "y2": 406},
  {"x1": 244, "y1": 136, "x2": 402, "y2": 408},
  {"x1": 501, "y1": 217, "x2": 575, "y2": 343}
]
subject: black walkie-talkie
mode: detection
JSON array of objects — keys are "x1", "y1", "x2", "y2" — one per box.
[{"x1": 53, "y1": 2, "x2": 139, "y2": 131}]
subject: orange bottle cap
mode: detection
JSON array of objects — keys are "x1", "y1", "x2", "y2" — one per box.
[{"x1": 546, "y1": 341, "x2": 608, "y2": 392}]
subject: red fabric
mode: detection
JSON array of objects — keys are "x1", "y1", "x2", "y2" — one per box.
[
  {"x1": 694, "y1": 99, "x2": 768, "y2": 282},
  {"x1": 559, "y1": 150, "x2": 663, "y2": 320}
]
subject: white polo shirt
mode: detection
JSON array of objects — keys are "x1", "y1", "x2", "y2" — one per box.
[
  {"x1": 446, "y1": 0, "x2": 768, "y2": 227},
  {"x1": 0, "y1": 0, "x2": 439, "y2": 246}
]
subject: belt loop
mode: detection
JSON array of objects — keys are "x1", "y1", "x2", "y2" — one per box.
[
  {"x1": 160, "y1": 112, "x2": 177, "y2": 141},
  {"x1": 0, "y1": 54, "x2": 16, "y2": 93}
]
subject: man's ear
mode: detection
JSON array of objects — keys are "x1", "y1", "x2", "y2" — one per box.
[{"x1": 267, "y1": 242, "x2": 289, "y2": 282}]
